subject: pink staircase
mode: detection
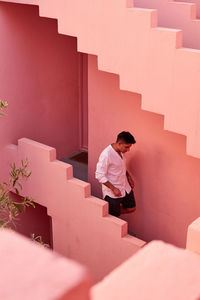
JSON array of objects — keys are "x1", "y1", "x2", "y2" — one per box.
[
  {"x1": 176, "y1": 0, "x2": 200, "y2": 18},
  {"x1": 2, "y1": 0, "x2": 200, "y2": 158},
  {"x1": 5, "y1": 138, "x2": 145, "y2": 283},
  {"x1": 134, "y1": 0, "x2": 200, "y2": 49}
]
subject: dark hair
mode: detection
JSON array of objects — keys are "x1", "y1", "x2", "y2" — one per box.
[{"x1": 116, "y1": 131, "x2": 136, "y2": 144}]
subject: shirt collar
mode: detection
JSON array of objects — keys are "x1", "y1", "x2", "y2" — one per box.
[{"x1": 110, "y1": 144, "x2": 123, "y2": 159}]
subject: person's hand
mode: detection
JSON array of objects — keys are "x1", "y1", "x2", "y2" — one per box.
[{"x1": 112, "y1": 187, "x2": 122, "y2": 197}]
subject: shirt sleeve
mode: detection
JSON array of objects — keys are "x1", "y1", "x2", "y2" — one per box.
[{"x1": 95, "y1": 152, "x2": 109, "y2": 184}]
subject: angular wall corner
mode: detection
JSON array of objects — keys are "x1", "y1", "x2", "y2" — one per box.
[{"x1": 186, "y1": 217, "x2": 200, "y2": 255}]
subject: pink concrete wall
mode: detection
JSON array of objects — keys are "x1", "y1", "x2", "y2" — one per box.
[
  {"x1": 0, "y1": 2, "x2": 79, "y2": 159},
  {"x1": 92, "y1": 241, "x2": 200, "y2": 300},
  {"x1": 79, "y1": 54, "x2": 88, "y2": 151},
  {"x1": 88, "y1": 55, "x2": 200, "y2": 248},
  {"x1": 134, "y1": 0, "x2": 200, "y2": 49},
  {"x1": 176, "y1": 0, "x2": 200, "y2": 18},
  {"x1": 187, "y1": 217, "x2": 200, "y2": 255},
  {"x1": 4, "y1": 138, "x2": 146, "y2": 283},
  {"x1": 1, "y1": 230, "x2": 200, "y2": 300},
  {"x1": 0, "y1": 229, "x2": 91, "y2": 300}
]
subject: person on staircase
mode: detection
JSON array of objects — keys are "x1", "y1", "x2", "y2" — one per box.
[{"x1": 95, "y1": 131, "x2": 136, "y2": 217}]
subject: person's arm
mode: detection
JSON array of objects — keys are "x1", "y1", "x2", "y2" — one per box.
[
  {"x1": 126, "y1": 171, "x2": 135, "y2": 189},
  {"x1": 103, "y1": 181, "x2": 122, "y2": 197},
  {"x1": 95, "y1": 154, "x2": 122, "y2": 197}
]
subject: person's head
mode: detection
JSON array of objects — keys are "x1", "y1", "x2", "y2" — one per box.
[{"x1": 116, "y1": 131, "x2": 136, "y2": 153}]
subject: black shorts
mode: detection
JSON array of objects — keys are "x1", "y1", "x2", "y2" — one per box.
[{"x1": 104, "y1": 190, "x2": 136, "y2": 217}]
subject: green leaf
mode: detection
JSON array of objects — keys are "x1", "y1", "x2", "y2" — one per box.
[
  {"x1": 14, "y1": 204, "x2": 22, "y2": 213},
  {"x1": 17, "y1": 182, "x2": 22, "y2": 190},
  {"x1": 15, "y1": 188, "x2": 19, "y2": 195},
  {"x1": 0, "y1": 157, "x2": 36, "y2": 229}
]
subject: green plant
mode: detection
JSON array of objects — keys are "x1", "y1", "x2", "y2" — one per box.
[
  {"x1": 31, "y1": 233, "x2": 50, "y2": 248},
  {"x1": 0, "y1": 159, "x2": 35, "y2": 229},
  {"x1": 0, "y1": 101, "x2": 34, "y2": 228},
  {"x1": 0, "y1": 100, "x2": 50, "y2": 248},
  {"x1": 0, "y1": 100, "x2": 8, "y2": 116}
]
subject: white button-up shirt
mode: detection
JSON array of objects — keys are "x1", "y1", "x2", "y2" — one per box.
[{"x1": 95, "y1": 145, "x2": 131, "y2": 199}]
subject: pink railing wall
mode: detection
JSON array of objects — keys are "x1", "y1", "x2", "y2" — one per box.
[
  {"x1": 88, "y1": 55, "x2": 200, "y2": 248},
  {"x1": 1, "y1": 220, "x2": 200, "y2": 299},
  {"x1": 91, "y1": 240, "x2": 200, "y2": 300},
  {"x1": 3, "y1": 138, "x2": 145, "y2": 283},
  {"x1": 0, "y1": 229, "x2": 91, "y2": 300}
]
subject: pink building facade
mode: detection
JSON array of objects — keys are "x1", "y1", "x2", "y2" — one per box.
[{"x1": 0, "y1": 0, "x2": 200, "y2": 298}]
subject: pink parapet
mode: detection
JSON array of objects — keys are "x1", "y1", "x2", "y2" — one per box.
[
  {"x1": 0, "y1": 229, "x2": 91, "y2": 300},
  {"x1": 91, "y1": 241, "x2": 200, "y2": 300}
]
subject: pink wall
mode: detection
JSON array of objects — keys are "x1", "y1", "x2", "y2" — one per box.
[
  {"x1": 88, "y1": 55, "x2": 200, "y2": 248},
  {"x1": 92, "y1": 241, "x2": 200, "y2": 300},
  {"x1": 175, "y1": 0, "x2": 200, "y2": 18},
  {"x1": 4, "y1": 138, "x2": 145, "y2": 283},
  {"x1": 0, "y1": 229, "x2": 91, "y2": 300},
  {"x1": 2, "y1": 1, "x2": 200, "y2": 159},
  {"x1": 1, "y1": 229, "x2": 200, "y2": 300},
  {"x1": 187, "y1": 217, "x2": 200, "y2": 255},
  {"x1": 134, "y1": 0, "x2": 200, "y2": 50},
  {"x1": 0, "y1": 2, "x2": 79, "y2": 159},
  {"x1": 79, "y1": 54, "x2": 88, "y2": 151}
]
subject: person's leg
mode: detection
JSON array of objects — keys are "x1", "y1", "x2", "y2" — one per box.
[
  {"x1": 121, "y1": 190, "x2": 136, "y2": 214},
  {"x1": 120, "y1": 206, "x2": 136, "y2": 214},
  {"x1": 104, "y1": 196, "x2": 121, "y2": 217}
]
